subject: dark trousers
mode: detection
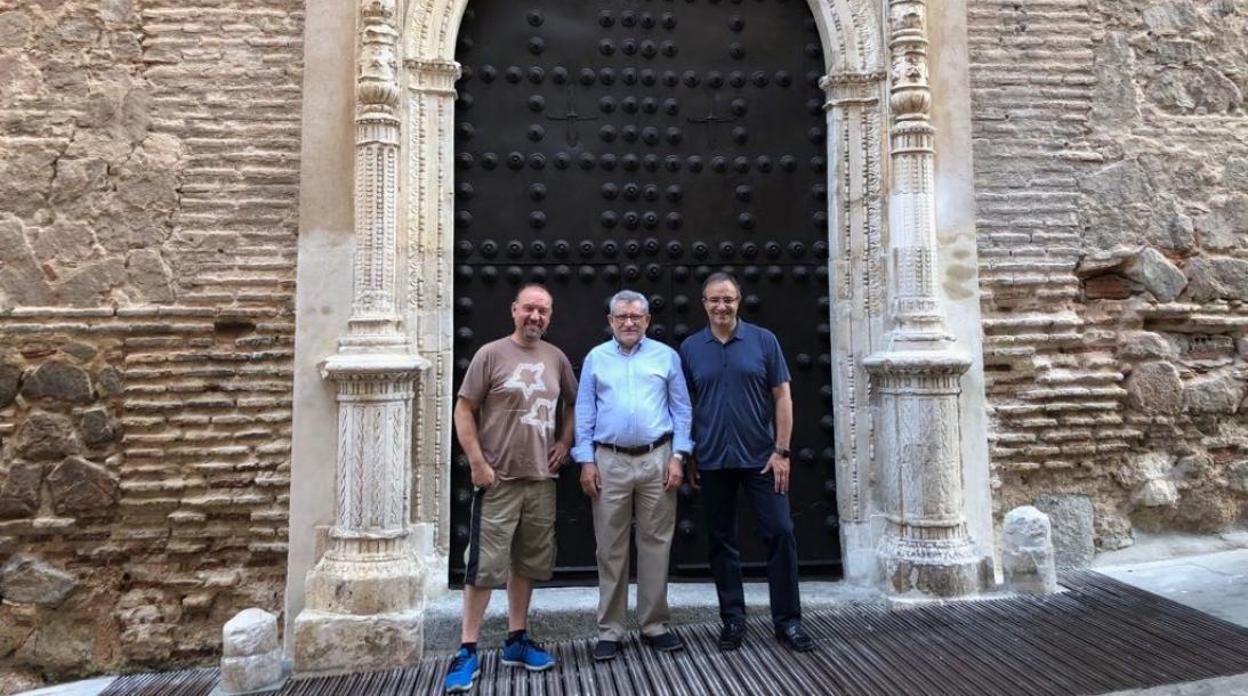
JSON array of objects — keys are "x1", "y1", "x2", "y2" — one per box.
[{"x1": 700, "y1": 467, "x2": 802, "y2": 630}]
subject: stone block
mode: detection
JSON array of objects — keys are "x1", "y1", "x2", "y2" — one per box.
[
  {"x1": 0, "y1": 667, "x2": 42, "y2": 695},
  {"x1": 1002, "y1": 506, "x2": 1058, "y2": 595},
  {"x1": 1125, "y1": 362, "x2": 1183, "y2": 415},
  {"x1": 20, "y1": 361, "x2": 93, "y2": 403},
  {"x1": 79, "y1": 408, "x2": 120, "y2": 445},
  {"x1": 0, "y1": 614, "x2": 34, "y2": 659},
  {"x1": 1182, "y1": 372, "x2": 1244, "y2": 415},
  {"x1": 220, "y1": 651, "x2": 284, "y2": 695},
  {"x1": 0, "y1": 10, "x2": 32, "y2": 50},
  {"x1": 1132, "y1": 478, "x2": 1179, "y2": 507},
  {"x1": 96, "y1": 367, "x2": 123, "y2": 396},
  {"x1": 1196, "y1": 193, "x2": 1248, "y2": 252},
  {"x1": 0, "y1": 364, "x2": 19, "y2": 409},
  {"x1": 60, "y1": 342, "x2": 98, "y2": 362},
  {"x1": 1124, "y1": 247, "x2": 1187, "y2": 302},
  {"x1": 1184, "y1": 257, "x2": 1248, "y2": 302},
  {"x1": 126, "y1": 249, "x2": 175, "y2": 302},
  {"x1": 1032, "y1": 494, "x2": 1095, "y2": 568},
  {"x1": 46, "y1": 456, "x2": 119, "y2": 514},
  {"x1": 293, "y1": 609, "x2": 423, "y2": 676},
  {"x1": 219, "y1": 608, "x2": 284, "y2": 695},
  {"x1": 1119, "y1": 331, "x2": 1178, "y2": 361},
  {"x1": 0, "y1": 462, "x2": 43, "y2": 519},
  {"x1": 222, "y1": 608, "x2": 279, "y2": 658},
  {"x1": 14, "y1": 411, "x2": 80, "y2": 461},
  {"x1": 1229, "y1": 460, "x2": 1248, "y2": 494},
  {"x1": 0, "y1": 555, "x2": 77, "y2": 607}
]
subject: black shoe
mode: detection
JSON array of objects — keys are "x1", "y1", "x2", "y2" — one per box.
[
  {"x1": 593, "y1": 640, "x2": 621, "y2": 661},
  {"x1": 641, "y1": 631, "x2": 685, "y2": 653},
  {"x1": 718, "y1": 623, "x2": 746, "y2": 651},
  {"x1": 775, "y1": 623, "x2": 815, "y2": 653}
]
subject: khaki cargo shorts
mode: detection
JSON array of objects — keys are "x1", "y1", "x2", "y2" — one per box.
[{"x1": 463, "y1": 478, "x2": 556, "y2": 588}]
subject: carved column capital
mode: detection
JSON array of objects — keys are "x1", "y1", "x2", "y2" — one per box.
[
  {"x1": 819, "y1": 70, "x2": 886, "y2": 108},
  {"x1": 358, "y1": 0, "x2": 401, "y2": 114},
  {"x1": 405, "y1": 58, "x2": 461, "y2": 95},
  {"x1": 887, "y1": 0, "x2": 933, "y2": 123}
]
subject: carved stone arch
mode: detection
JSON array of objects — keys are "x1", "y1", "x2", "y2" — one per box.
[{"x1": 405, "y1": 0, "x2": 881, "y2": 70}]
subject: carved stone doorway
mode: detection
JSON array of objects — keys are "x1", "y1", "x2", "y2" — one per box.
[
  {"x1": 447, "y1": 0, "x2": 842, "y2": 584},
  {"x1": 282, "y1": 0, "x2": 994, "y2": 671}
]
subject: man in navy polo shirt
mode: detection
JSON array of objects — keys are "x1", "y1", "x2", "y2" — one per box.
[{"x1": 678, "y1": 271, "x2": 814, "y2": 653}]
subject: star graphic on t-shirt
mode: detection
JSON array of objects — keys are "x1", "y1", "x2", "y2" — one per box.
[
  {"x1": 521, "y1": 397, "x2": 557, "y2": 432},
  {"x1": 504, "y1": 362, "x2": 548, "y2": 400}
]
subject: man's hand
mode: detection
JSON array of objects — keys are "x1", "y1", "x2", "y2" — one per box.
[
  {"x1": 663, "y1": 456, "x2": 683, "y2": 491},
  {"x1": 761, "y1": 453, "x2": 790, "y2": 494},
  {"x1": 469, "y1": 459, "x2": 496, "y2": 489},
  {"x1": 580, "y1": 463, "x2": 600, "y2": 498},
  {"x1": 548, "y1": 440, "x2": 571, "y2": 472}
]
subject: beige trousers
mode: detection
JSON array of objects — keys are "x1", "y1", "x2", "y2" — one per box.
[{"x1": 592, "y1": 443, "x2": 676, "y2": 641}]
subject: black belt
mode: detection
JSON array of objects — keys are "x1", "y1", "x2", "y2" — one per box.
[{"x1": 595, "y1": 432, "x2": 672, "y2": 456}]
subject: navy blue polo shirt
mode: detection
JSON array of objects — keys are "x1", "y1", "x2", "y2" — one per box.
[{"x1": 678, "y1": 320, "x2": 790, "y2": 470}]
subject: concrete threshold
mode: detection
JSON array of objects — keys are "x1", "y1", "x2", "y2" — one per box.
[{"x1": 421, "y1": 579, "x2": 886, "y2": 654}]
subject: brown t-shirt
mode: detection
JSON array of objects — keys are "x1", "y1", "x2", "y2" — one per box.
[{"x1": 458, "y1": 337, "x2": 578, "y2": 480}]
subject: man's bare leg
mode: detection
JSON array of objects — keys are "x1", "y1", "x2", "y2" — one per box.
[
  {"x1": 461, "y1": 585, "x2": 493, "y2": 643},
  {"x1": 507, "y1": 574, "x2": 535, "y2": 633}
]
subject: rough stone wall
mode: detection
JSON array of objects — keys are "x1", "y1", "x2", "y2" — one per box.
[
  {"x1": 0, "y1": 0, "x2": 302, "y2": 687},
  {"x1": 969, "y1": 0, "x2": 1248, "y2": 552}
]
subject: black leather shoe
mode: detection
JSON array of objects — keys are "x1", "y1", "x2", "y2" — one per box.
[
  {"x1": 593, "y1": 640, "x2": 621, "y2": 661},
  {"x1": 718, "y1": 623, "x2": 746, "y2": 651},
  {"x1": 775, "y1": 623, "x2": 815, "y2": 653},
  {"x1": 641, "y1": 631, "x2": 685, "y2": 653}
]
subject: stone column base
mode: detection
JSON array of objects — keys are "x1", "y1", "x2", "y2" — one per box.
[
  {"x1": 292, "y1": 609, "x2": 424, "y2": 675},
  {"x1": 302, "y1": 554, "x2": 423, "y2": 615},
  {"x1": 880, "y1": 540, "x2": 993, "y2": 599}
]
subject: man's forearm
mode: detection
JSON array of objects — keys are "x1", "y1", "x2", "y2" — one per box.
[
  {"x1": 559, "y1": 402, "x2": 575, "y2": 446},
  {"x1": 774, "y1": 386, "x2": 793, "y2": 448},
  {"x1": 775, "y1": 401, "x2": 792, "y2": 448},
  {"x1": 453, "y1": 399, "x2": 487, "y2": 465}
]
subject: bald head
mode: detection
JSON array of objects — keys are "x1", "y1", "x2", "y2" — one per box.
[{"x1": 511, "y1": 284, "x2": 553, "y2": 345}]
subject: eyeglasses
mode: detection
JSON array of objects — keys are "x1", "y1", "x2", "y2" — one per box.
[
  {"x1": 702, "y1": 296, "x2": 740, "y2": 306},
  {"x1": 610, "y1": 314, "x2": 648, "y2": 324}
]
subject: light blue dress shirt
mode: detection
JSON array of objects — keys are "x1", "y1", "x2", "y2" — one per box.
[{"x1": 572, "y1": 337, "x2": 694, "y2": 464}]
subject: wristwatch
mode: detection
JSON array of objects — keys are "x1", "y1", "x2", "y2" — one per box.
[
  {"x1": 673, "y1": 450, "x2": 690, "y2": 462},
  {"x1": 774, "y1": 446, "x2": 791, "y2": 458}
]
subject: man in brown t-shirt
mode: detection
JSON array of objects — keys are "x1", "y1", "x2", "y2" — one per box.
[{"x1": 447, "y1": 283, "x2": 576, "y2": 691}]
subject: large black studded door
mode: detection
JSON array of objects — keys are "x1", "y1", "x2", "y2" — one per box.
[{"x1": 450, "y1": 0, "x2": 840, "y2": 585}]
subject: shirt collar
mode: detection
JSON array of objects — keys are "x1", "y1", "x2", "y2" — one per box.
[
  {"x1": 702, "y1": 320, "x2": 745, "y2": 344},
  {"x1": 613, "y1": 336, "x2": 646, "y2": 355}
]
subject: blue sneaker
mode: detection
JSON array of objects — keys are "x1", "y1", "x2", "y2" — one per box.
[
  {"x1": 444, "y1": 647, "x2": 480, "y2": 693},
  {"x1": 500, "y1": 633, "x2": 555, "y2": 671}
]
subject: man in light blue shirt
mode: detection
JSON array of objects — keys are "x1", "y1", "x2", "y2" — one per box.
[{"x1": 574, "y1": 289, "x2": 693, "y2": 662}]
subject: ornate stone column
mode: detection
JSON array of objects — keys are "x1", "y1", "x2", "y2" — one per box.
[
  {"x1": 404, "y1": 57, "x2": 460, "y2": 599},
  {"x1": 861, "y1": 0, "x2": 992, "y2": 598},
  {"x1": 292, "y1": 0, "x2": 430, "y2": 674}
]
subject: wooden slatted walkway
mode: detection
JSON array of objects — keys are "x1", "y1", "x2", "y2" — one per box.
[{"x1": 102, "y1": 571, "x2": 1248, "y2": 696}]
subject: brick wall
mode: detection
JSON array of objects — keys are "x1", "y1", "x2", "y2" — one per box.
[
  {"x1": 969, "y1": 0, "x2": 1248, "y2": 551},
  {"x1": 0, "y1": 0, "x2": 301, "y2": 687}
]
